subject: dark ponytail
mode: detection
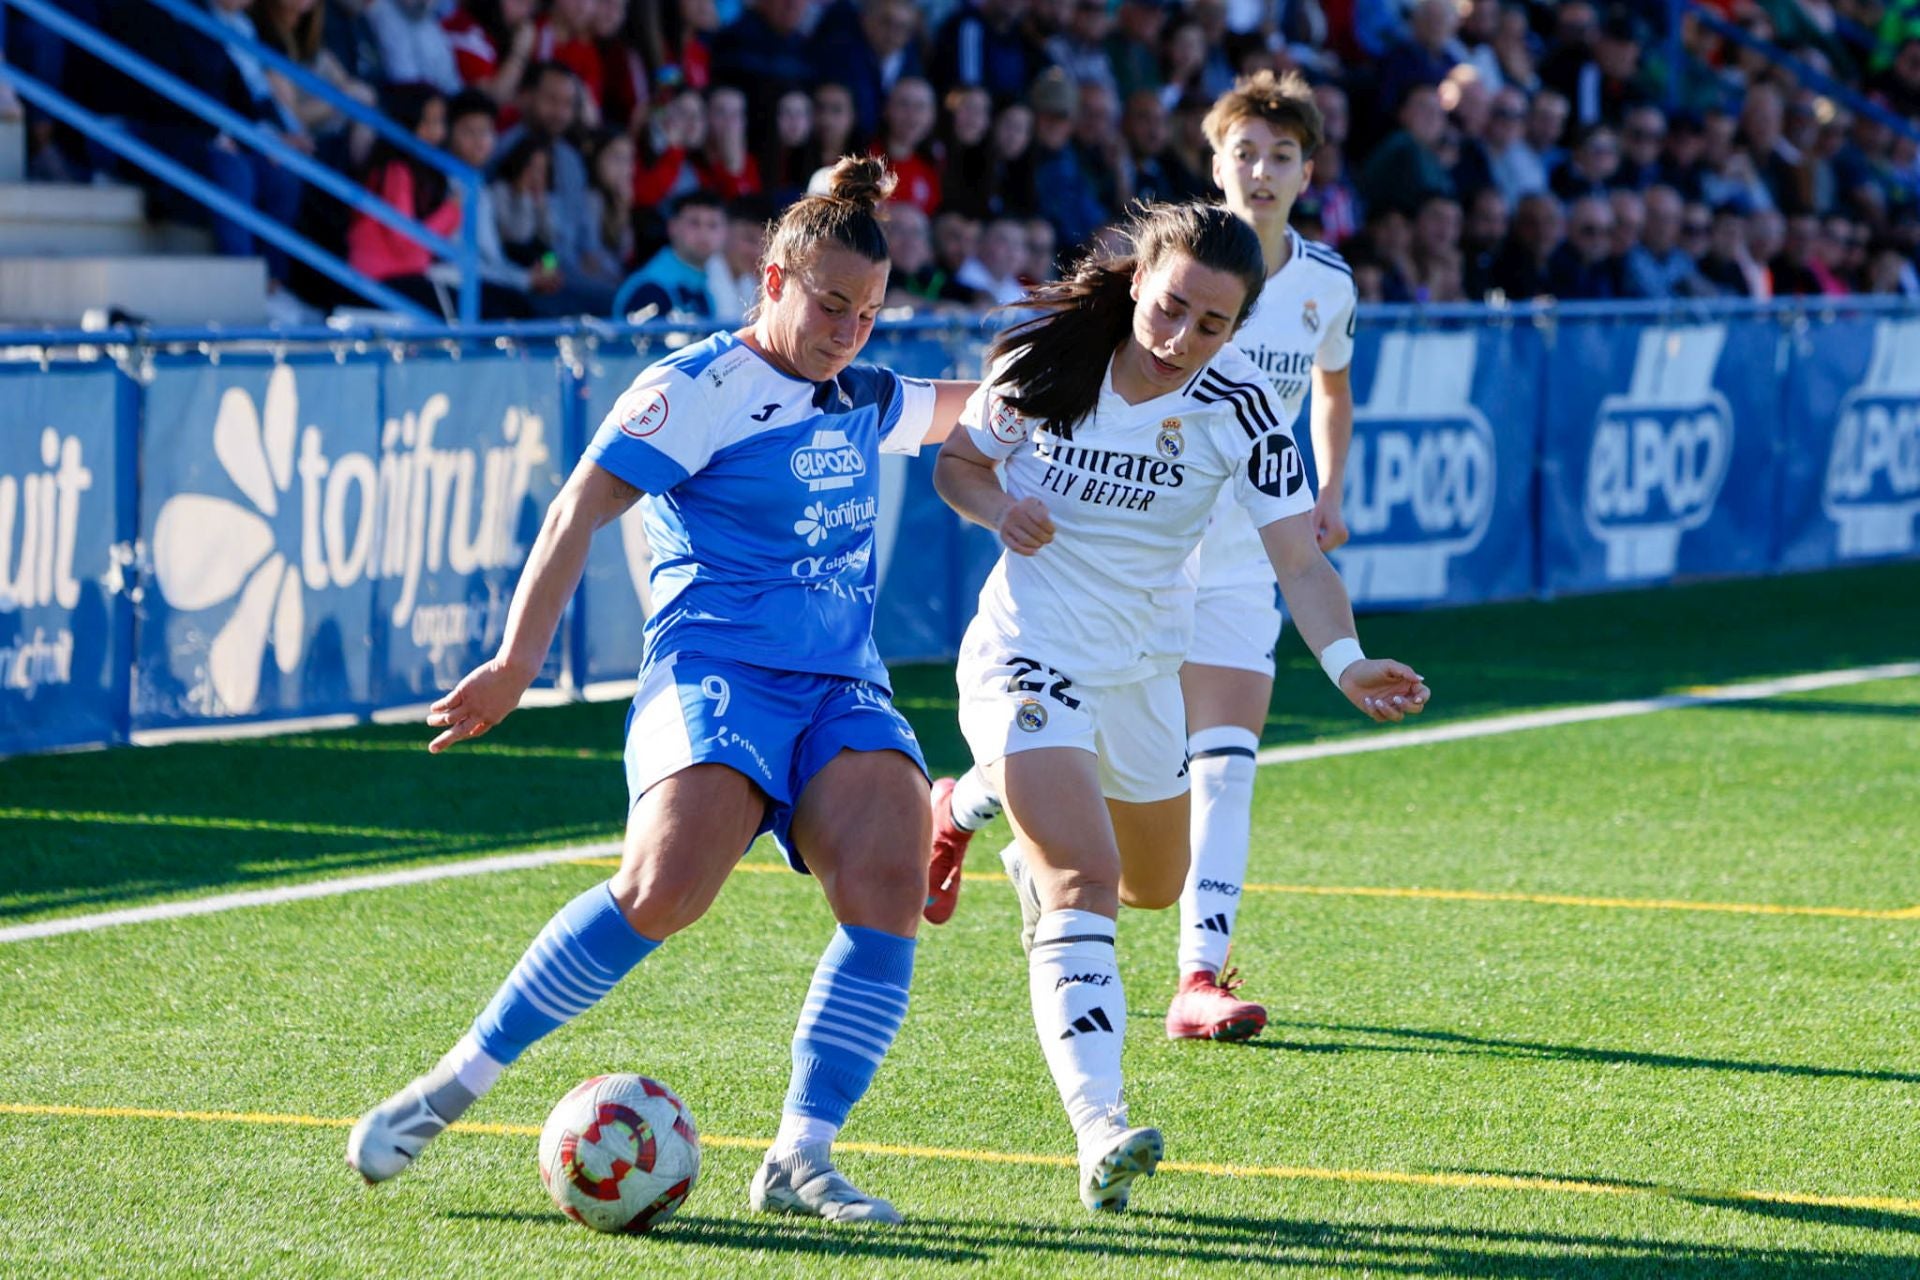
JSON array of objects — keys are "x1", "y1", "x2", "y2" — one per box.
[{"x1": 989, "y1": 203, "x2": 1265, "y2": 438}]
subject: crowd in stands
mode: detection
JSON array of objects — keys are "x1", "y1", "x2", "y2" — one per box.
[{"x1": 13, "y1": 0, "x2": 1920, "y2": 317}]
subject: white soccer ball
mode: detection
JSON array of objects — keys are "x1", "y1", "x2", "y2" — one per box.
[{"x1": 538, "y1": 1073, "x2": 701, "y2": 1233}]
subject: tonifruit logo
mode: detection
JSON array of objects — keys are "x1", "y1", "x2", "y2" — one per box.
[
  {"x1": 792, "y1": 495, "x2": 877, "y2": 548},
  {"x1": 0, "y1": 426, "x2": 92, "y2": 699},
  {"x1": 151, "y1": 366, "x2": 549, "y2": 714},
  {"x1": 1334, "y1": 331, "x2": 1496, "y2": 603}
]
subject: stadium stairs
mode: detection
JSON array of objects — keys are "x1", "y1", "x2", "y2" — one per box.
[{"x1": 0, "y1": 118, "x2": 267, "y2": 327}]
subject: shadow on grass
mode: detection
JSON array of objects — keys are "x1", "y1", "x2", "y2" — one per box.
[
  {"x1": 1263, "y1": 1021, "x2": 1920, "y2": 1086},
  {"x1": 1426, "y1": 1176, "x2": 1920, "y2": 1238},
  {"x1": 445, "y1": 1206, "x2": 1920, "y2": 1274},
  {"x1": 1692, "y1": 699, "x2": 1920, "y2": 719}
]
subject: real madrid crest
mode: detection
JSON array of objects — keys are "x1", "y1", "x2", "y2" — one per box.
[
  {"x1": 1015, "y1": 698, "x2": 1048, "y2": 732},
  {"x1": 1302, "y1": 300, "x2": 1321, "y2": 333},
  {"x1": 1156, "y1": 417, "x2": 1184, "y2": 460}
]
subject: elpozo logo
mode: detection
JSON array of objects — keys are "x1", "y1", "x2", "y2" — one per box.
[
  {"x1": 1824, "y1": 318, "x2": 1920, "y2": 557},
  {"x1": 1583, "y1": 326, "x2": 1733, "y2": 581},
  {"x1": 150, "y1": 365, "x2": 550, "y2": 715},
  {"x1": 791, "y1": 428, "x2": 865, "y2": 492},
  {"x1": 1332, "y1": 331, "x2": 1496, "y2": 603}
]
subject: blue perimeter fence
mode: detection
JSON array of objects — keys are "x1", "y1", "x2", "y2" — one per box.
[{"x1": 4, "y1": 298, "x2": 1918, "y2": 756}]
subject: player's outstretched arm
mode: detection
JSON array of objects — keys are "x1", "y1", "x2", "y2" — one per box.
[
  {"x1": 1308, "y1": 364, "x2": 1353, "y2": 552},
  {"x1": 919, "y1": 379, "x2": 982, "y2": 446},
  {"x1": 933, "y1": 427, "x2": 1054, "y2": 555},
  {"x1": 1258, "y1": 512, "x2": 1430, "y2": 724},
  {"x1": 427, "y1": 461, "x2": 643, "y2": 752}
]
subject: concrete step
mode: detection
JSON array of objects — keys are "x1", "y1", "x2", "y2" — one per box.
[
  {"x1": 0, "y1": 180, "x2": 153, "y2": 254},
  {"x1": 0, "y1": 255, "x2": 267, "y2": 325}
]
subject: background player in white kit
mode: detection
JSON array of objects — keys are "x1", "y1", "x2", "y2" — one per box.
[
  {"x1": 926, "y1": 73, "x2": 1362, "y2": 1043},
  {"x1": 933, "y1": 202, "x2": 1428, "y2": 1212}
]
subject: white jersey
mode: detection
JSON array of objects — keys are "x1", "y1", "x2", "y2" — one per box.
[
  {"x1": 1193, "y1": 228, "x2": 1358, "y2": 590},
  {"x1": 960, "y1": 345, "x2": 1315, "y2": 687}
]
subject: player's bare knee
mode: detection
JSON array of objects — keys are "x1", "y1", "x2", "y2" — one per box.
[
  {"x1": 817, "y1": 844, "x2": 924, "y2": 933},
  {"x1": 1118, "y1": 876, "x2": 1182, "y2": 912},
  {"x1": 607, "y1": 859, "x2": 713, "y2": 939}
]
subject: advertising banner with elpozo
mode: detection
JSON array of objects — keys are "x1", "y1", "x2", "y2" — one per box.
[{"x1": 1538, "y1": 316, "x2": 1782, "y2": 595}]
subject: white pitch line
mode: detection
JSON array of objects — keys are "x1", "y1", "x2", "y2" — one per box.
[
  {"x1": 8, "y1": 660, "x2": 1917, "y2": 946},
  {"x1": 1257, "y1": 661, "x2": 1920, "y2": 765},
  {"x1": 0, "y1": 841, "x2": 622, "y2": 945}
]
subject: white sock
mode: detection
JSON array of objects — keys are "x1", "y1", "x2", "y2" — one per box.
[
  {"x1": 1178, "y1": 726, "x2": 1259, "y2": 976},
  {"x1": 444, "y1": 1030, "x2": 506, "y2": 1096},
  {"x1": 950, "y1": 766, "x2": 1004, "y2": 832},
  {"x1": 769, "y1": 1112, "x2": 840, "y2": 1159},
  {"x1": 1028, "y1": 908, "x2": 1127, "y2": 1142}
]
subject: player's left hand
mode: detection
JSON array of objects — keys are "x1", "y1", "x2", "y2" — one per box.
[
  {"x1": 1313, "y1": 491, "x2": 1349, "y2": 552},
  {"x1": 1338, "y1": 659, "x2": 1430, "y2": 724}
]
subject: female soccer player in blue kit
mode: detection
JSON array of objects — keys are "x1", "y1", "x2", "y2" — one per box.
[{"x1": 347, "y1": 157, "x2": 975, "y2": 1225}]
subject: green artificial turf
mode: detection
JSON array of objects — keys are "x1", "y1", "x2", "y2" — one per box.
[{"x1": 0, "y1": 561, "x2": 1916, "y2": 1276}]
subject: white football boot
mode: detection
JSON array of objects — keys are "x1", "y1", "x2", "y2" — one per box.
[
  {"x1": 1077, "y1": 1121, "x2": 1163, "y2": 1212},
  {"x1": 346, "y1": 1081, "x2": 456, "y2": 1183},
  {"x1": 750, "y1": 1143, "x2": 903, "y2": 1223}
]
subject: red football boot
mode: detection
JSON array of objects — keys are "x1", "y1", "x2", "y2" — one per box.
[
  {"x1": 923, "y1": 776, "x2": 974, "y2": 924},
  {"x1": 1164, "y1": 967, "x2": 1267, "y2": 1042}
]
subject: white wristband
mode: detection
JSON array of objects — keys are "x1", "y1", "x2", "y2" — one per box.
[{"x1": 1318, "y1": 637, "x2": 1365, "y2": 686}]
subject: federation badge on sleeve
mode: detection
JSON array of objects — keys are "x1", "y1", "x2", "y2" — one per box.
[
  {"x1": 1015, "y1": 698, "x2": 1048, "y2": 732},
  {"x1": 990, "y1": 398, "x2": 1029, "y2": 445},
  {"x1": 619, "y1": 389, "x2": 670, "y2": 439},
  {"x1": 1157, "y1": 417, "x2": 1184, "y2": 459}
]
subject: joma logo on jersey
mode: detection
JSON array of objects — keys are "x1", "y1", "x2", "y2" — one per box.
[{"x1": 790, "y1": 429, "x2": 866, "y2": 492}]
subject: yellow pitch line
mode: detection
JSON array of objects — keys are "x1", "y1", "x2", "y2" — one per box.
[
  {"x1": 569, "y1": 860, "x2": 1920, "y2": 920},
  {"x1": 3, "y1": 1102, "x2": 1915, "y2": 1216},
  {"x1": 0, "y1": 808, "x2": 440, "y2": 841}
]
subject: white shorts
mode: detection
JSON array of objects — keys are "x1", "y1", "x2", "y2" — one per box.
[
  {"x1": 1182, "y1": 583, "x2": 1284, "y2": 675},
  {"x1": 956, "y1": 635, "x2": 1190, "y2": 805}
]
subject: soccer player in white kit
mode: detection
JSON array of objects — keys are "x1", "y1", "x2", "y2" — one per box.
[
  {"x1": 933, "y1": 202, "x2": 1427, "y2": 1212},
  {"x1": 926, "y1": 73, "x2": 1362, "y2": 1043}
]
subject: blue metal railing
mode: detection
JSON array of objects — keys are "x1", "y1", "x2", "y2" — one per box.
[
  {"x1": 1665, "y1": 0, "x2": 1920, "y2": 150},
  {"x1": 0, "y1": 0, "x2": 482, "y2": 322}
]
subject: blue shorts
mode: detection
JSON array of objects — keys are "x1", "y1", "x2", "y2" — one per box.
[{"x1": 622, "y1": 654, "x2": 927, "y2": 872}]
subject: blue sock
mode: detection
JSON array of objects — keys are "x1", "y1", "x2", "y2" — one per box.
[
  {"x1": 470, "y1": 882, "x2": 659, "y2": 1065},
  {"x1": 782, "y1": 925, "x2": 916, "y2": 1133}
]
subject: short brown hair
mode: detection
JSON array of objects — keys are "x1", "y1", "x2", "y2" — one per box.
[{"x1": 1202, "y1": 70, "x2": 1325, "y2": 156}]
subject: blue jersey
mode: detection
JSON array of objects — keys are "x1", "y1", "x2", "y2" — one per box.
[{"x1": 585, "y1": 330, "x2": 937, "y2": 685}]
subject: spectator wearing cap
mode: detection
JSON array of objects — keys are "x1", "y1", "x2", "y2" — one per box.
[
  {"x1": 1107, "y1": 0, "x2": 1171, "y2": 101},
  {"x1": 613, "y1": 189, "x2": 725, "y2": 319},
  {"x1": 873, "y1": 77, "x2": 943, "y2": 215},
  {"x1": 1360, "y1": 84, "x2": 1457, "y2": 216},
  {"x1": 930, "y1": 0, "x2": 1052, "y2": 106},
  {"x1": 708, "y1": 194, "x2": 772, "y2": 323},
  {"x1": 1377, "y1": 0, "x2": 1461, "y2": 123},
  {"x1": 1548, "y1": 193, "x2": 1625, "y2": 298},
  {"x1": 1615, "y1": 105, "x2": 1668, "y2": 189},
  {"x1": 710, "y1": 0, "x2": 816, "y2": 152},
  {"x1": 1028, "y1": 68, "x2": 1110, "y2": 248},
  {"x1": 1486, "y1": 86, "x2": 1545, "y2": 203},
  {"x1": 1489, "y1": 190, "x2": 1564, "y2": 298},
  {"x1": 1049, "y1": 0, "x2": 1122, "y2": 98},
  {"x1": 496, "y1": 62, "x2": 589, "y2": 272},
  {"x1": 809, "y1": 0, "x2": 923, "y2": 143},
  {"x1": 1551, "y1": 125, "x2": 1620, "y2": 202},
  {"x1": 1695, "y1": 201, "x2": 1759, "y2": 297},
  {"x1": 1121, "y1": 89, "x2": 1205, "y2": 204},
  {"x1": 1461, "y1": 185, "x2": 1508, "y2": 297}
]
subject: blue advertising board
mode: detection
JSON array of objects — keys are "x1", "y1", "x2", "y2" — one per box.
[
  {"x1": 1539, "y1": 316, "x2": 1783, "y2": 594},
  {"x1": 0, "y1": 365, "x2": 126, "y2": 753},
  {"x1": 136, "y1": 358, "x2": 384, "y2": 729}
]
